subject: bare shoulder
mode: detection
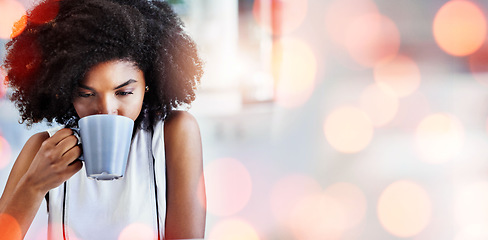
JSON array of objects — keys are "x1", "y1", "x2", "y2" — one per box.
[
  {"x1": 163, "y1": 111, "x2": 202, "y2": 164},
  {"x1": 164, "y1": 110, "x2": 200, "y2": 136},
  {"x1": 163, "y1": 113, "x2": 206, "y2": 236}
]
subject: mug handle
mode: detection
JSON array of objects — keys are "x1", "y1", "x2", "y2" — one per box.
[{"x1": 71, "y1": 128, "x2": 84, "y2": 161}]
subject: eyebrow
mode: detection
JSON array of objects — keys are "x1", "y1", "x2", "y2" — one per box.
[
  {"x1": 113, "y1": 79, "x2": 137, "y2": 90},
  {"x1": 78, "y1": 79, "x2": 137, "y2": 91}
]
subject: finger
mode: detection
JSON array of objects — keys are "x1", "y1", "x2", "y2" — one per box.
[
  {"x1": 56, "y1": 135, "x2": 79, "y2": 156},
  {"x1": 47, "y1": 128, "x2": 75, "y2": 146},
  {"x1": 61, "y1": 145, "x2": 82, "y2": 165},
  {"x1": 64, "y1": 160, "x2": 83, "y2": 178}
]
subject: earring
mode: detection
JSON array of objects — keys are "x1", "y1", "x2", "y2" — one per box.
[{"x1": 145, "y1": 86, "x2": 149, "y2": 92}]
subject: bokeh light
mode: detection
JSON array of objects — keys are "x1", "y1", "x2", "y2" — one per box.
[
  {"x1": 33, "y1": 224, "x2": 48, "y2": 240},
  {"x1": 455, "y1": 223, "x2": 488, "y2": 240},
  {"x1": 324, "y1": 0, "x2": 378, "y2": 47},
  {"x1": 415, "y1": 113, "x2": 464, "y2": 164},
  {"x1": 433, "y1": 0, "x2": 486, "y2": 57},
  {"x1": 323, "y1": 106, "x2": 374, "y2": 153},
  {"x1": 388, "y1": 91, "x2": 431, "y2": 129},
  {"x1": 359, "y1": 83, "x2": 398, "y2": 127},
  {"x1": 454, "y1": 181, "x2": 488, "y2": 227},
  {"x1": 272, "y1": 37, "x2": 317, "y2": 108},
  {"x1": 253, "y1": 0, "x2": 308, "y2": 36},
  {"x1": 0, "y1": 67, "x2": 7, "y2": 99},
  {"x1": 289, "y1": 192, "x2": 347, "y2": 240},
  {"x1": 0, "y1": 136, "x2": 12, "y2": 170},
  {"x1": 197, "y1": 172, "x2": 207, "y2": 212},
  {"x1": 345, "y1": 13, "x2": 400, "y2": 67},
  {"x1": 28, "y1": 0, "x2": 59, "y2": 24},
  {"x1": 208, "y1": 218, "x2": 260, "y2": 240},
  {"x1": 0, "y1": 213, "x2": 22, "y2": 240},
  {"x1": 118, "y1": 223, "x2": 156, "y2": 240},
  {"x1": 377, "y1": 180, "x2": 432, "y2": 238},
  {"x1": 205, "y1": 158, "x2": 252, "y2": 216},
  {"x1": 30, "y1": 225, "x2": 48, "y2": 240},
  {"x1": 374, "y1": 55, "x2": 421, "y2": 98},
  {"x1": 269, "y1": 174, "x2": 322, "y2": 225},
  {"x1": 324, "y1": 182, "x2": 367, "y2": 230},
  {"x1": 0, "y1": 0, "x2": 26, "y2": 39},
  {"x1": 469, "y1": 43, "x2": 488, "y2": 86}
]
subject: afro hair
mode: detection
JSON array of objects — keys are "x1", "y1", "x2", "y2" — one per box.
[{"x1": 3, "y1": 0, "x2": 203, "y2": 129}]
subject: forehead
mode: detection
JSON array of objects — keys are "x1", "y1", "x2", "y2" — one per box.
[{"x1": 82, "y1": 60, "x2": 144, "y2": 86}]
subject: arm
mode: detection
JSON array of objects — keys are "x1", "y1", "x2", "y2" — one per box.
[
  {"x1": 0, "y1": 129, "x2": 82, "y2": 238},
  {"x1": 164, "y1": 111, "x2": 206, "y2": 239}
]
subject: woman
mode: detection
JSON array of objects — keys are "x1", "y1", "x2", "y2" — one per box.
[{"x1": 0, "y1": 0, "x2": 206, "y2": 239}]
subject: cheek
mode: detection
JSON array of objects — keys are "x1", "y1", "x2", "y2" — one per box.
[
  {"x1": 72, "y1": 99, "x2": 91, "y2": 118},
  {"x1": 122, "y1": 94, "x2": 145, "y2": 121}
]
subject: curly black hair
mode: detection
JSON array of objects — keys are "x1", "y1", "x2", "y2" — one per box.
[{"x1": 2, "y1": 0, "x2": 203, "y2": 129}]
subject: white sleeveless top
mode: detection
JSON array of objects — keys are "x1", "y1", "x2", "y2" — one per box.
[{"x1": 46, "y1": 120, "x2": 166, "y2": 240}]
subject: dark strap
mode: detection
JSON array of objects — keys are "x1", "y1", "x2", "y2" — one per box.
[
  {"x1": 62, "y1": 182, "x2": 67, "y2": 240},
  {"x1": 153, "y1": 155, "x2": 162, "y2": 240}
]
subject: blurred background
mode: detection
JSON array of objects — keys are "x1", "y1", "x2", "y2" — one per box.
[{"x1": 2, "y1": 0, "x2": 488, "y2": 239}]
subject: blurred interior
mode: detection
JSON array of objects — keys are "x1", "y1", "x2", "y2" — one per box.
[{"x1": 2, "y1": 0, "x2": 488, "y2": 239}]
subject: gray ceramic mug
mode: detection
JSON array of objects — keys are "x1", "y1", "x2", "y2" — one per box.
[{"x1": 74, "y1": 114, "x2": 134, "y2": 180}]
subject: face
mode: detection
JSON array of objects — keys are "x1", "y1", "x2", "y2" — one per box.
[{"x1": 72, "y1": 60, "x2": 146, "y2": 121}]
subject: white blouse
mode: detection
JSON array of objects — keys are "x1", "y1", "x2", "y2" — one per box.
[{"x1": 46, "y1": 120, "x2": 166, "y2": 240}]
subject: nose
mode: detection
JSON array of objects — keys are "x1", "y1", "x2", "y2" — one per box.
[{"x1": 97, "y1": 95, "x2": 118, "y2": 115}]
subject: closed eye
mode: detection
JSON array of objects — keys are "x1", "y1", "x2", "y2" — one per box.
[
  {"x1": 77, "y1": 92, "x2": 95, "y2": 98},
  {"x1": 116, "y1": 91, "x2": 133, "y2": 96}
]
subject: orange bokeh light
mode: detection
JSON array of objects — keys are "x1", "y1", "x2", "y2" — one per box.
[
  {"x1": 377, "y1": 180, "x2": 432, "y2": 238},
  {"x1": 324, "y1": 182, "x2": 367, "y2": 230},
  {"x1": 0, "y1": 0, "x2": 26, "y2": 39},
  {"x1": 374, "y1": 55, "x2": 421, "y2": 98},
  {"x1": 454, "y1": 181, "x2": 488, "y2": 227},
  {"x1": 359, "y1": 83, "x2": 398, "y2": 127},
  {"x1": 118, "y1": 223, "x2": 156, "y2": 240},
  {"x1": 0, "y1": 136, "x2": 12, "y2": 170},
  {"x1": 269, "y1": 174, "x2": 322, "y2": 226},
  {"x1": 205, "y1": 158, "x2": 252, "y2": 216},
  {"x1": 272, "y1": 37, "x2": 317, "y2": 108},
  {"x1": 324, "y1": 0, "x2": 379, "y2": 46},
  {"x1": 253, "y1": 0, "x2": 308, "y2": 36},
  {"x1": 208, "y1": 218, "x2": 260, "y2": 240},
  {"x1": 0, "y1": 213, "x2": 22, "y2": 240},
  {"x1": 323, "y1": 106, "x2": 374, "y2": 153},
  {"x1": 433, "y1": 0, "x2": 486, "y2": 57},
  {"x1": 415, "y1": 113, "x2": 464, "y2": 164},
  {"x1": 345, "y1": 13, "x2": 400, "y2": 67},
  {"x1": 290, "y1": 192, "x2": 347, "y2": 240}
]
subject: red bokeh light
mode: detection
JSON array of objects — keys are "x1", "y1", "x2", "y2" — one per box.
[
  {"x1": 205, "y1": 158, "x2": 253, "y2": 216},
  {"x1": 28, "y1": 0, "x2": 60, "y2": 24},
  {"x1": 469, "y1": 43, "x2": 488, "y2": 86},
  {"x1": 253, "y1": 0, "x2": 308, "y2": 36},
  {"x1": 0, "y1": 136, "x2": 12, "y2": 170},
  {"x1": 345, "y1": 13, "x2": 400, "y2": 68}
]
